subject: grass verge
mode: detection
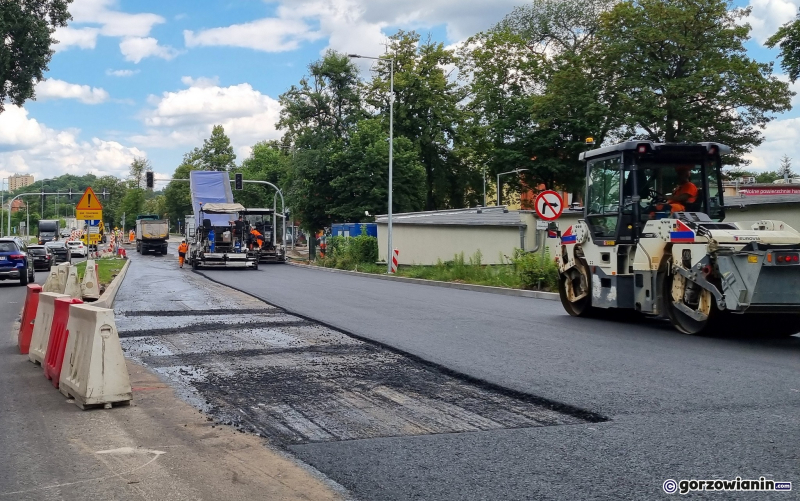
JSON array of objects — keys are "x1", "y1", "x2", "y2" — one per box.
[
  {"x1": 75, "y1": 258, "x2": 127, "y2": 287},
  {"x1": 317, "y1": 248, "x2": 560, "y2": 292}
]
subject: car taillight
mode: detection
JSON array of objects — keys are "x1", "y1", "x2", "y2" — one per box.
[
  {"x1": 9, "y1": 254, "x2": 25, "y2": 259},
  {"x1": 775, "y1": 252, "x2": 799, "y2": 265}
]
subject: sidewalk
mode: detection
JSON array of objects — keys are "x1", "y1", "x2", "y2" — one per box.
[{"x1": 0, "y1": 254, "x2": 344, "y2": 500}]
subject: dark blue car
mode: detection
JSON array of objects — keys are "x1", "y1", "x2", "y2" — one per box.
[{"x1": 0, "y1": 238, "x2": 35, "y2": 286}]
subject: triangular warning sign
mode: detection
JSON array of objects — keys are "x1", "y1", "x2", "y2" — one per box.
[{"x1": 76, "y1": 187, "x2": 103, "y2": 211}]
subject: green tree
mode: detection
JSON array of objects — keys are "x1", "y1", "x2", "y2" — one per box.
[
  {"x1": 0, "y1": 0, "x2": 72, "y2": 113},
  {"x1": 459, "y1": 0, "x2": 618, "y2": 201},
  {"x1": 128, "y1": 157, "x2": 150, "y2": 189},
  {"x1": 233, "y1": 141, "x2": 292, "y2": 209},
  {"x1": 779, "y1": 154, "x2": 794, "y2": 178},
  {"x1": 329, "y1": 118, "x2": 426, "y2": 221},
  {"x1": 766, "y1": 9, "x2": 800, "y2": 82},
  {"x1": 143, "y1": 195, "x2": 166, "y2": 219},
  {"x1": 91, "y1": 175, "x2": 127, "y2": 230},
  {"x1": 597, "y1": 0, "x2": 793, "y2": 165},
  {"x1": 278, "y1": 51, "x2": 364, "y2": 234},
  {"x1": 164, "y1": 148, "x2": 203, "y2": 227},
  {"x1": 367, "y1": 31, "x2": 468, "y2": 210},
  {"x1": 201, "y1": 125, "x2": 236, "y2": 171},
  {"x1": 119, "y1": 188, "x2": 145, "y2": 229}
]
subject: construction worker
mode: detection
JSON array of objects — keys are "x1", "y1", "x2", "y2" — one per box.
[
  {"x1": 178, "y1": 240, "x2": 189, "y2": 268},
  {"x1": 129, "y1": 229, "x2": 135, "y2": 243},
  {"x1": 249, "y1": 227, "x2": 263, "y2": 250}
]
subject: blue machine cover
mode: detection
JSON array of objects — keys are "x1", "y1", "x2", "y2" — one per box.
[{"x1": 190, "y1": 171, "x2": 234, "y2": 228}]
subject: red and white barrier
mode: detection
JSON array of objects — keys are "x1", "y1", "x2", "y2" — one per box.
[{"x1": 390, "y1": 249, "x2": 399, "y2": 273}]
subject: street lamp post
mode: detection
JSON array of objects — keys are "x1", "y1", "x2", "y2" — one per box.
[
  {"x1": 496, "y1": 169, "x2": 529, "y2": 206},
  {"x1": 0, "y1": 179, "x2": 6, "y2": 237},
  {"x1": 483, "y1": 166, "x2": 487, "y2": 207},
  {"x1": 349, "y1": 53, "x2": 394, "y2": 273}
]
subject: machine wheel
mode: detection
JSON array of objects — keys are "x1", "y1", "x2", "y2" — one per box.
[
  {"x1": 162, "y1": 244, "x2": 168, "y2": 255},
  {"x1": 253, "y1": 260, "x2": 259, "y2": 271},
  {"x1": 558, "y1": 259, "x2": 593, "y2": 317},
  {"x1": 136, "y1": 242, "x2": 141, "y2": 253},
  {"x1": 192, "y1": 255, "x2": 199, "y2": 270},
  {"x1": 663, "y1": 271, "x2": 721, "y2": 335}
]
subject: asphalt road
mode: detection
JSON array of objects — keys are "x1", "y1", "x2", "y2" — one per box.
[{"x1": 201, "y1": 264, "x2": 800, "y2": 500}]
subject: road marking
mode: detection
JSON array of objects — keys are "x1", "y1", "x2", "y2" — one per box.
[{"x1": 0, "y1": 449, "x2": 164, "y2": 496}]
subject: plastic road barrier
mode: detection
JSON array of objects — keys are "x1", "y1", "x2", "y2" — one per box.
[
  {"x1": 391, "y1": 249, "x2": 399, "y2": 273},
  {"x1": 17, "y1": 284, "x2": 43, "y2": 354},
  {"x1": 28, "y1": 292, "x2": 69, "y2": 365},
  {"x1": 43, "y1": 298, "x2": 84, "y2": 387},
  {"x1": 59, "y1": 304, "x2": 132, "y2": 409},
  {"x1": 81, "y1": 259, "x2": 100, "y2": 301}
]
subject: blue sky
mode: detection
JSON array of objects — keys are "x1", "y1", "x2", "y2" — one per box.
[{"x1": 1, "y1": 0, "x2": 799, "y2": 186}]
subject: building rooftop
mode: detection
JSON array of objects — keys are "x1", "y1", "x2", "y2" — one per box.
[
  {"x1": 374, "y1": 207, "x2": 583, "y2": 227},
  {"x1": 724, "y1": 192, "x2": 800, "y2": 208}
]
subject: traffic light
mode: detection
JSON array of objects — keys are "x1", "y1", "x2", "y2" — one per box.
[
  {"x1": 146, "y1": 171, "x2": 154, "y2": 189},
  {"x1": 235, "y1": 172, "x2": 243, "y2": 190}
]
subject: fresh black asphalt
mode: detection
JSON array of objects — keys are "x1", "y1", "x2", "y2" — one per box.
[{"x1": 202, "y1": 264, "x2": 800, "y2": 500}]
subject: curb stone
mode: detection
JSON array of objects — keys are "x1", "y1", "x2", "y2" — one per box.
[
  {"x1": 94, "y1": 259, "x2": 132, "y2": 309},
  {"x1": 285, "y1": 261, "x2": 559, "y2": 301}
]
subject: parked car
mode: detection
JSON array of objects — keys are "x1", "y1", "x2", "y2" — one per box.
[
  {"x1": 0, "y1": 238, "x2": 35, "y2": 285},
  {"x1": 44, "y1": 241, "x2": 71, "y2": 264},
  {"x1": 67, "y1": 240, "x2": 87, "y2": 257},
  {"x1": 28, "y1": 244, "x2": 53, "y2": 271}
]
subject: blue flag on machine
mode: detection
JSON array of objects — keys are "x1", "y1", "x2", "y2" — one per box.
[{"x1": 190, "y1": 171, "x2": 235, "y2": 229}]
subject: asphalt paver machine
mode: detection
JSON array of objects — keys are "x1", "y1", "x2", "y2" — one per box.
[
  {"x1": 240, "y1": 208, "x2": 286, "y2": 264},
  {"x1": 187, "y1": 170, "x2": 258, "y2": 270},
  {"x1": 187, "y1": 202, "x2": 258, "y2": 270}
]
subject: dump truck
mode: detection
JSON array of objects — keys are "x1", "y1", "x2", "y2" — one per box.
[
  {"x1": 555, "y1": 141, "x2": 800, "y2": 336},
  {"x1": 37, "y1": 219, "x2": 59, "y2": 244},
  {"x1": 135, "y1": 215, "x2": 169, "y2": 255}
]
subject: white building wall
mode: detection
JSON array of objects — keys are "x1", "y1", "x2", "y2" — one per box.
[
  {"x1": 377, "y1": 224, "x2": 525, "y2": 265},
  {"x1": 724, "y1": 204, "x2": 800, "y2": 232}
]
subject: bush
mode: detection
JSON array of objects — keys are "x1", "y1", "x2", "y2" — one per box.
[
  {"x1": 318, "y1": 234, "x2": 378, "y2": 269},
  {"x1": 510, "y1": 248, "x2": 560, "y2": 291}
]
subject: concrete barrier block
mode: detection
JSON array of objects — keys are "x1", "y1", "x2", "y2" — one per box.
[
  {"x1": 80, "y1": 259, "x2": 100, "y2": 301},
  {"x1": 56, "y1": 263, "x2": 70, "y2": 292},
  {"x1": 59, "y1": 304, "x2": 132, "y2": 409},
  {"x1": 41, "y1": 268, "x2": 60, "y2": 293},
  {"x1": 63, "y1": 265, "x2": 82, "y2": 299},
  {"x1": 28, "y1": 292, "x2": 69, "y2": 365}
]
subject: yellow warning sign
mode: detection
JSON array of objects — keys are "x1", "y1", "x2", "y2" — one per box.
[{"x1": 76, "y1": 187, "x2": 103, "y2": 221}]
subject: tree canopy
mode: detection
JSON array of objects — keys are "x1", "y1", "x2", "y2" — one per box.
[{"x1": 0, "y1": 0, "x2": 72, "y2": 112}]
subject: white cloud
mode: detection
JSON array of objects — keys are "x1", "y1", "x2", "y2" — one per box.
[
  {"x1": 131, "y1": 79, "x2": 282, "y2": 152},
  {"x1": 180, "y1": 76, "x2": 220, "y2": 88},
  {"x1": 34, "y1": 79, "x2": 109, "y2": 104},
  {"x1": 52, "y1": 26, "x2": 100, "y2": 51},
  {"x1": 120, "y1": 37, "x2": 181, "y2": 63},
  {"x1": 184, "y1": 17, "x2": 321, "y2": 52},
  {"x1": 745, "y1": 0, "x2": 800, "y2": 44},
  {"x1": 0, "y1": 105, "x2": 145, "y2": 180},
  {"x1": 182, "y1": 0, "x2": 518, "y2": 57},
  {"x1": 106, "y1": 69, "x2": 139, "y2": 77},
  {"x1": 69, "y1": 0, "x2": 164, "y2": 38},
  {"x1": 52, "y1": 0, "x2": 171, "y2": 60}
]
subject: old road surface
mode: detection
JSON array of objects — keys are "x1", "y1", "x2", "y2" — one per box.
[
  {"x1": 196, "y1": 262, "x2": 800, "y2": 501},
  {"x1": 0, "y1": 259, "x2": 344, "y2": 501}
]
